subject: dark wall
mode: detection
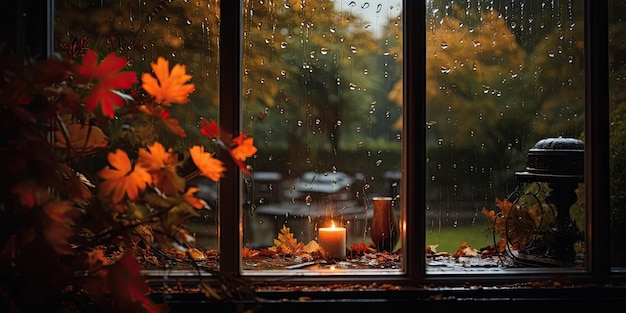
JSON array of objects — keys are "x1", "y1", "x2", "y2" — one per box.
[{"x1": 1, "y1": 1, "x2": 49, "y2": 57}]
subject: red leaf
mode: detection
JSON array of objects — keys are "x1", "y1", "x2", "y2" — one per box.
[
  {"x1": 200, "y1": 118, "x2": 220, "y2": 139},
  {"x1": 107, "y1": 251, "x2": 166, "y2": 313}
]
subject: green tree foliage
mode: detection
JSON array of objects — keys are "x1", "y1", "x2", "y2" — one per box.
[
  {"x1": 419, "y1": 1, "x2": 585, "y2": 204},
  {"x1": 241, "y1": 0, "x2": 397, "y2": 173}
]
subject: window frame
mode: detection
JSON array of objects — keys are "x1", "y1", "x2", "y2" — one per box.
[
  {"x1": 216, "y1": 0, "x2": 616, "y2": 285},
  {"x1": 17, "y1": 0, "x2": 619, "y2": 287}
]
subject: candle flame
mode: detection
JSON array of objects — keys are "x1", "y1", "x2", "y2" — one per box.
[{"x1": 331, "y1": 221, "x2": 336, "y2": 229}]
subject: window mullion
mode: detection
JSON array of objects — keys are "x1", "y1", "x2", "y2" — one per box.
[
  {"x1": 585, "y1": 0, "x2": 610, "y2": 277},
  {"x1": 219, "y1": 0, "x2": 244, "y2": 274},
  {"x1": 404, "y1": 0, "x2": 426, "y2": 283}
]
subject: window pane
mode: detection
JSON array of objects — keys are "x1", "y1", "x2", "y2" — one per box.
[
  {"x1": 53, "y1": 0, "x2": 222, "y2": 271},
  {"x1": 609, "y1": 0, "x2": 626, "y2": 269},
  {"x1": 425, "y1": 0, "x2": 586, "y2": 273},
  {"x1": 240, "y1": 0, "x2": 404, "y2": 275}
]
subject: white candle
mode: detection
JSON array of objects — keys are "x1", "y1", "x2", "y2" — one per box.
[{"x1": 318, "y1": 222, "x2": 346, "y2": 259}]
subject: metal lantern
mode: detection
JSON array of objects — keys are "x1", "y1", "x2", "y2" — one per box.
[{"x1": 505, "y1": 137, "x2": 584, "y2": 266}]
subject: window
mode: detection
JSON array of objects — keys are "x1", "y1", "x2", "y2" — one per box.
[{"x1": 10, "y1": 0, "x2": 619, "y2": 289}]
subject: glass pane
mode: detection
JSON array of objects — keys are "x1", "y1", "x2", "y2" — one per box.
[
  {"x1": 241, "y1": 0, "x2": 404, "y2": 275},
  {"x1": 425, "y1": 0, "x2": 586, "y2": 273},
  {"x1": 609, "y1": 0, "x2": 626, "y2": 269},
  {"x1": 53, "y1": 1, "x2": 222, "y2": 271}
]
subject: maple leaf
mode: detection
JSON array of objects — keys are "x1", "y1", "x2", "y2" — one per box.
[
  {"x1": 304, "y1": 240, "x2": 320, "y2": 253},
  {"x1": 106, "y1": 251, "x2": 166, "y2": 313},
  {"x1": 98, "y1": 149, "x2": 152, "y2": 206},
  {"x1": 229, "y1": 135, "x2": 257, "y2": 175},
  {"x1": 199, "y1": 119, "x2": 257, "y2": 174},
  {"x1": 137, "y1": 141, "x2": 185, "y2": 196},
  {"x1": 182, "y1": 187, "x2": 207, "y2": 209},
  {"x1": 58, "y1": 163, "x2": 93, "y2": 206},
  {"x1": 242, "y1": 247, "x2": 260, "y2": 258},
  {"x1": 200, "y1": 118, "x2": 220, "y2": 139},
  {"x1": 54, "y1": 123, "x2": 109, "y2": 158},
  {"x1": 350, "y1": 241, "x2": 370, "y2": 254},
  {"x1": 189, "y1": 145, "x2": 226, "y2": 182},
  {"x1": 258, "y1": 248, "x2": 278, "y2": 257},
  {"x1": 272, "y1": 225, "x2": 304, "y2": 255},
  {"x1": 75, "y1": 49, "x2": 137, "y2": 118},
  {"x1": 48, "y1": 84, "x2": 83, "y2": 118},
  {"x1": 141, "y1": 57, "x2": 195, "y2": 106},
  {"x1": 483, "y1": 197, "x2": 538, "y2": 251},
  {"x1": 453, "y1": 241, "x2": 479, "y2": 258},
  {"x1": 10, "y1": 180, "x2": 53, "y2": 208},
  {"x1": 138, "y1": 104, "x2": 187, "y2": 137},
  {"x1": 41, "y1": 200, "x2": 78, "y2": 255},
  {"x1": 231, "y1": 135, "x2": 257, "y2": 161}
]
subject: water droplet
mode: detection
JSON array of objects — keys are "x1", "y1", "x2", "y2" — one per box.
[
  {"x1": 320, "y1": 47, "x2": 329, "y2": 55},
  {"x1": 280, "y1": 42, "x2": 288, "y2": 49}
]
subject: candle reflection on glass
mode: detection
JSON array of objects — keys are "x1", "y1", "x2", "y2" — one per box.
[{"x1": 318, "y1": 221, "x2": 346, "y2": 259}]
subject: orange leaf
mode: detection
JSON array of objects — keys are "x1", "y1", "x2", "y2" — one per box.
[
  {"x1": 230, "y1": 136, "x2": 257, "y2": 161},
  {"x1": 141, "y1": 57, "x2": 195, "y2": 106},
  {"x1": 137, "y1": 142, "x2": 185, "y2": 196},
  {"x1": 189, "y1": 145, "x2": 226, "y2": 182},
  {"x1": 98, "y1": 149, "x2": 152, "y2": 205},
  {"x1": 183, "y1": 187, "x2": 207, "y2": 209}
]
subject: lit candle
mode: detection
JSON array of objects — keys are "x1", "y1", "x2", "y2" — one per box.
[{"x1": 318, "y1": 222, "x2": 346, "y2": 259}]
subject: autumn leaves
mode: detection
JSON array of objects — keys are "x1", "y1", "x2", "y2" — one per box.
[{"x1": 75, "y1": 50, "x2": 257, "y2": 207}]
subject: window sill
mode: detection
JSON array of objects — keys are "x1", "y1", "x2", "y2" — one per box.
[{"x1": 151, "y1": 281, "x2": 626, "y2": 312}]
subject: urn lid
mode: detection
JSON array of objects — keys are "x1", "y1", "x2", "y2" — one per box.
[{"x1": 515, "y1": 137, "x2": 584, "y2": 182}]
